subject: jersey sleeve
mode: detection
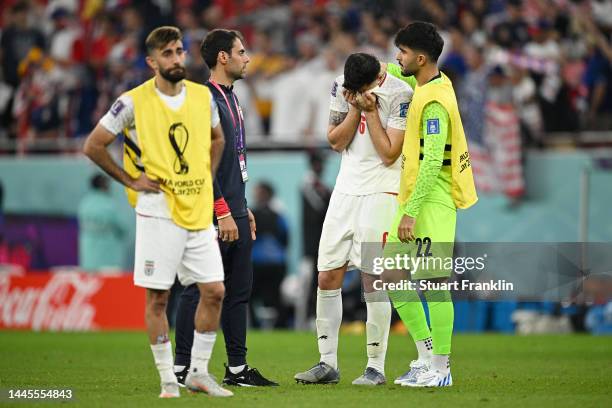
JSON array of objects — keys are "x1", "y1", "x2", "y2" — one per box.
[
  {"x1": 99, "y1": 94, "x2": 135, "y2": 135},
  {"x1": 386, "y1": 63, "x2": 417, "y2": 90},
  {"x1": 386, "y1": 87, "x2": 412, "y2": 131},
  {"x1": 210, "y1": 94, "x2": 220, "y2": 128},
  {"x1": 402, "y1": 101, "x2": 449, "y2": 218},
  {"x1": 329, "y1": 76, "x2": 349, "y2": 113}
]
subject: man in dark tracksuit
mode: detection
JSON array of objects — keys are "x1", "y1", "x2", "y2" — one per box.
[{"x1": 174, "y1": 29, "x2": 277, "y2": 387}]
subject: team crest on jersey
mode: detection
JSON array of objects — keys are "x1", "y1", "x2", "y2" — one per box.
[
  {"x1": 399, "y1": 102, "x2": 409, "y2": 118},
  {"x1": 110, "y1": 100, "x2": 125, "y2": 117},
  {"x1": 144, "y1": 260, "x2": 155, "y2": 276},
  {"x1": 427, "y1": 118, "x2": 440, "y2": 135},
  {"x1": 331, "y1": 81, "x2": 338, "y2": 97}
]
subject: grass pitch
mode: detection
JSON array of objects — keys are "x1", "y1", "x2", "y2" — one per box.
[{"x1": 0, "y1": 331, "x2": 610, "y2": 407}]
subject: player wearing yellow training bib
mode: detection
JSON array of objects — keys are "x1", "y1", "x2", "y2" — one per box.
[
  {"x1": 383, "y1": 22, "x2": 477, "y2": 389},
  {"x1": 83, "y1": 26, "x2": 233, "y2": 398}
]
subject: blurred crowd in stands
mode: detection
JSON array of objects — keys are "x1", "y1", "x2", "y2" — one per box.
[{"x1": 0, "y1": 0, "x2": 611, "y2": 153}]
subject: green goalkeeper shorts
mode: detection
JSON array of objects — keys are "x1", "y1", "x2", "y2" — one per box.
[{"x1": 383, "y1": 201, "x2": 456, "y2": 280}]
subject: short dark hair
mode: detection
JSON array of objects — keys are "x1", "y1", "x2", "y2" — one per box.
[
  {"x1": 342, "y1": 53, "x2": 380, "y2": 92},
  {"x1": 200, "y1": 29, "x2": 244, "y2": 69},
  {"x1": 394, "y1": 21, "x2": 444, "y2": 62},
  {"x1": 145, "y1": 26, "x2": 183, "y2": 55}
]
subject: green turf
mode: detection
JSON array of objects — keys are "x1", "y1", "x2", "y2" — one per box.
[{"x1": 0, "y1": 331, "x2": 610, "y2": 407}]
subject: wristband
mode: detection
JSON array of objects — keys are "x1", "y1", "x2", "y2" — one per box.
[{"x1": 214, "y1": 197, "x2": 231, "y2": 218}]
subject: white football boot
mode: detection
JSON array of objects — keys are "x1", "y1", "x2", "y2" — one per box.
[
  {"x1": 159, "y1": 381, "x2": 180, "y2": 398},
  {"x1": 402, "y1": 368, "x2": 452, "y2": 387}
]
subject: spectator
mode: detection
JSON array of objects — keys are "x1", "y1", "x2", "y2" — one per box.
[
  {"x1": 269, "y1": 33, "x2": 327, "y2": 143},
  {"x1": 488, "y1": 0, "x2": 530, "y2": 49},
  {"x1": 248, "y1": 27, "x2": 292, "y2": 134},
  {"x1": 1, "y1": 2, "x2": 45, "y2": 89},
  {"x1": 460, "y1": 44, "x2": 488, "y2": 146},
  {"x1": 459, "y1": 44, "x2": 491, "y2": 192},
  {"x1": 1, "y1": 2, "x2": 45, "y2": 139},
  {"x1": 580, "y1": 13, "x2": 612, "y2": 130},
  {"x1": 459, "y1": 9, "x2": 487, "y2": 48},
  {"x1": 441, "y1": 28, "x2": 468, "y2": 81},
  {"x1": 525, "y1": 20, "x2": 561, "y2": 62},
  {"x1": 304, "y1": 47, "x2": 343, "y2": 142},
  {"x1": 485, "y1": 66, "x2": 525, "y2": 202},
  {"x1": 250, "y1": 181, "x2": 290, "y2": 328},
  {"x1": 48, "y1": 8, "x2": 83, "y2": 66},
  {"x1": 12, "y1": 48, "x2": 64, "y2": 143},
  {"x1": 1, "y1": 0, "x2": 612, "y2": 148},
  {"x1": 511, "y1": 67, "x2": 543, "y2": 146},
  {"x1": 77, "y1": 174, "x2": 126, "y2": 271}
]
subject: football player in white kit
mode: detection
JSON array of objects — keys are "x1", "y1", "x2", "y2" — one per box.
[{"x1": 295, "y1": 53, "x2": 413, "y2": 385}]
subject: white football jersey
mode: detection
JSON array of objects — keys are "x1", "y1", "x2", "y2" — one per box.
[{"x1": 330, "y1": 73, "x2": 413, "y2": 195}]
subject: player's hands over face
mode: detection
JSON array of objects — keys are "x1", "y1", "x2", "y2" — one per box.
[
  {"x1": 247, "y1": 208, "x2": 257, "y2": 240},
  {"x1": 355, "y1": 92, "x2": 377, "y2": 112},
  {"x1": 130, "y1": 173, "x2": 161, "y2": 193},
  {"x1": 343, "y1": 89, "x2": 361, "y2": 111},
  {"x1": 218, "y1": 215, "x2": 239, "y2": 242},
  {"x1": 398, "y1": 214, "x2": 416, "y2": 243}
]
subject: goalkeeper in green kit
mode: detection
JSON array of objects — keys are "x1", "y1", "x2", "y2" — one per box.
[{"x1": 383, "y1": 22, "x2": 478, "y2": 387}]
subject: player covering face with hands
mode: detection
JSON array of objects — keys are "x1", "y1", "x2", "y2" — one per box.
[{"x1": 294, "y1": 53, "x2": 413, "y2": 386}]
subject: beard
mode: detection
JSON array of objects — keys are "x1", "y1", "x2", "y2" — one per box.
[
  {"x1": 399, "y1": 60, "x2": 418, "y2": 77},
  {"x1": 230, "y1": 64, "x2": 247, "y2": 81},
  {"x1": 160, "y1": 66, "x2": 186, "y2": 83},
  {"x1": 401, "y1": 65, "x2": 417, "y2": 76}
]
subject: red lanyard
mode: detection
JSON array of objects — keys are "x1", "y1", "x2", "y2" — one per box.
[{"x1": 209, "y1": 80, "x2": 242, "y2": 130}]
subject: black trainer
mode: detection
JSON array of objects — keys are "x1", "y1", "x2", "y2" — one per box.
[
  {"x1": 174, "y1": 366, "x2": 188, "y2": 388},
  {"x1": 222, "y1": 364, "x2": 279, "y2": 387}
]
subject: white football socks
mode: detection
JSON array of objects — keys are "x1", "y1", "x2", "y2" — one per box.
[
  {"x1": 415, "y1": 337, "x2": 434, "y2": 363},
  {"x1": 364, "y1": 291, "x2": 391, "y2": 374},
  {"x1": 150, "y1": 341, "x2": 177, "y2": 384},
  {"x1": 316, "y1": 288, "x2": 342, "y2": 369},
  {"x1": 431, "y1": 354, "x2": 450, "y2": 374},
  {"x1": 190, "y1": 331, "x2": 216, "y2": 374}
]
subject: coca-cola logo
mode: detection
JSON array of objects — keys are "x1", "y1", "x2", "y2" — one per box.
[{"x1": 0, "y1": 273, "x2": 103, "y2": 331}]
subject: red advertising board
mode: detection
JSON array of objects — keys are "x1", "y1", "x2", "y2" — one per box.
[{"x1": 0, "y1": 271, "x2": 145, "y2": 331}]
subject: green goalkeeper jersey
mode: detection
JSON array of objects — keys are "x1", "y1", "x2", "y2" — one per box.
[{"x1": 387, "y1": 63, "x2": 454, "y2": 217}]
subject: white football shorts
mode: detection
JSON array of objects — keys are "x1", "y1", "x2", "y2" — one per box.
[
  {"x1": 133, "y1": 214, "x2": 224, "y2": 290},
  {"x1": 317, "y1": 190, "x2": 398, "y2": 275}
]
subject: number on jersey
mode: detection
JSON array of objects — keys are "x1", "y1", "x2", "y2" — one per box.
[{"x1": 359, "y1": 113, "x2": 366, "y2": 134}]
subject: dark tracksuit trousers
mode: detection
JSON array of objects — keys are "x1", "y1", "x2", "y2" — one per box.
[{"x1": 174, "y1": 215, "x2": 253, "y2": 367}]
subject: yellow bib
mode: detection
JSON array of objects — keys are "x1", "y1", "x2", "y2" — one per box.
[
  {"x1": 123, "y1": 78, "x2": 213, "y2": 230},
  {"x1": 400, "y1": 73, "x2": 478, "y2": 209}
]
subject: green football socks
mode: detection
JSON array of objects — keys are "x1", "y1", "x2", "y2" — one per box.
[
  {"x1": 423, "y1": 289, "x2": 453, "y2": 355},
  {"x1": 390, "y1": 289, "x2": 454, "y2": 355},
  {"x1": 389, "y1": 290, "x2": 431, "y2": 341}
]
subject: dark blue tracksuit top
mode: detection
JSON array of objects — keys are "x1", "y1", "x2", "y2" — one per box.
[{"x1": 206, "y1": 81, "x2": 248, "y2": 219}]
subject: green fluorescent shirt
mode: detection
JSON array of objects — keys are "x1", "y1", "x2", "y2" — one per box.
[
  {"x1": 404, "y1": 100, "x2": 454, "y2": 217},
  {"x1": 386, "y1": 63, "x2": 454, "y2": 217}
]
